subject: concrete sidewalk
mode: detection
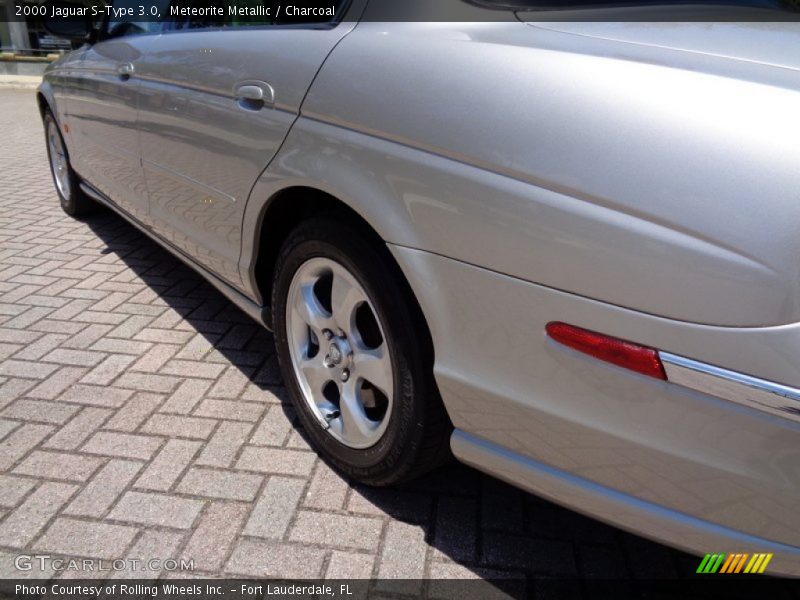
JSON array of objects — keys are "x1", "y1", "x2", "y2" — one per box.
[{"x1": 0, "y1": 74, "x2": 41, "y2": 89}]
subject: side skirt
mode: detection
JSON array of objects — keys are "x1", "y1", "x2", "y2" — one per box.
[
  {"x1": 450, "y1": 429, "x2": 800, "y2": 576},
  {"x1": 79, "y1": 182, "x2": 271, "y2": 330}
]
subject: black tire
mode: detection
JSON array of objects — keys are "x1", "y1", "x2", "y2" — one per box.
[
  {"x1": 272, "y1": 216, "x2": 452, "y2": 486},
  {"x1": 43, "y1": 110, "x2": 94, "y2": 217}
]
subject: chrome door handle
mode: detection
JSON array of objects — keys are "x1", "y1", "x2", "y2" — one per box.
[
  {"x1": 117, "y1": 63, "x2": 134, "y2": 79},
  {"x1": 236, "y1": 85, "x2": 264, "y2": 101},
  {"x1": 233, "y1": 81, "x2": 274, "y2": 110}
]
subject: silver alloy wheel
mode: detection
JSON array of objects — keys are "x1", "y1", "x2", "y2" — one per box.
[
  {"x1": 286, "y1": 257, "x2": 394, "y2": 449},
  {"x1": 47, "y1": 120, "x2": 71, "y2": 199}
]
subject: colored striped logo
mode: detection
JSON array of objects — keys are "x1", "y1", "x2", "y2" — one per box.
[{"x1": 696, "y1": 552, "x2": 773, "y2": 574}]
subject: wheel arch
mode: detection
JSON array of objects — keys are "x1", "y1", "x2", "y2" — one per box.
[
  {"x1": 36, "y1": 79, "x2": 58, "y2": 122},
  {"x1": 251, "y1": 185, "x2": 346, "y2": 312},
  {"x1": 36, "y1": 91, "x2": 49, "y2": 118},
  {"x1": 249, "y1": 185, "x2": 435, "y2": 364}
]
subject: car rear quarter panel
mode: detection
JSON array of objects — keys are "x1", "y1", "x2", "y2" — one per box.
[
  {"x1": 263, "y1": 21, "x2": 800, "y2": 328},
  {"x1": 239, "y1": 18, "x2": 800, "y2": 564},
  {"x1": 390, "y1": 243, "x2": 800, "y2": 561}
]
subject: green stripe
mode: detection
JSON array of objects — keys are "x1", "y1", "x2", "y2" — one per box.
[
  {"x1": 704, "y1": 554, "x2": 719, "y2": 573},
  {"x1": 709, "y1": 554, "x2": 726, "y2": 574},
  {"x1": 697, "y1": 554, "x2": 712, "y2": 573}
]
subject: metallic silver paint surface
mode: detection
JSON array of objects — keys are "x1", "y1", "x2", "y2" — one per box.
[
  {"x1": 390, "y1": 244, "x2": 800, "y2": 565},
  {"x1": 68, "y1": 39, "x2": 158, "y2": 224},
  {"x1": 136, "y1": 23, "x2": 357, "y2": 285},
  {"x1": 40, "y1": 12, "x2": 800, "y2": 565},
  {"x1": 300, "y1": 19, "x2": 800, "y2": 327},
  {"x1": 78, "y1": 181, "x2": 268, "y2": 325}
]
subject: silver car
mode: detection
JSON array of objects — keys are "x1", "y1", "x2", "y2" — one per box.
[{"x1": 39, "y1": 0, "x2": 800, "y2": 576}]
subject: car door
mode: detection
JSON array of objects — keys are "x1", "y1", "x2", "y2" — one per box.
[
  {"x1": 67, "y1": 3, "x2": 167, "y2": 224},
  {"x1": 135, "y1": 1, "x2": 361, "y2": 288}
]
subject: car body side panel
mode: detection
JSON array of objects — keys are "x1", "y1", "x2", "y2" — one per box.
[
  {"x1": 40, "y1": 50, "x2": 85, "y2": 141},
  {"x1": 249, "y1": 106, "x2": 800, "y2": 556},
  {"x1": 249, "y1": 117, "x2": 800, "y2": 386},
  {"x1": 293, "y1": 20, "x2": 800, "y2": 327},
  {"x1": 136, "y1": 20, "x2": 358, "y2": 287},
  {"x1": 390, "y1": 244, "x2": 800, "y2": 559},
  {"x1": 66, "y1": 37, "x2": 155, "y2": 223}
]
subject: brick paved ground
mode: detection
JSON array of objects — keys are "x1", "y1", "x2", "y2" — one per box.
[{"x1": 0, "y1": 88, "x2": 691, "y2": 591}]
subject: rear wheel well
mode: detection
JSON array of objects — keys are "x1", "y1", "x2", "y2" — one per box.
[
  {"x1": 253, "y1": 188, "x2": 433, "y2": 359},
  {"x1": 254, "y1": 188, "x2": 366, "y2": 315},
  {"x1": 36, "y1": 93, "x2": 49, "y2": 119}
]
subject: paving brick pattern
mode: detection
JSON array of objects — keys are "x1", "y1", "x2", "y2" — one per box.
[{"x1": 0, "y1": 89, "x2": 691, "y2": 586}]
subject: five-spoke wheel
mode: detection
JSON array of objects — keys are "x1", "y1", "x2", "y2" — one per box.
[
  {"x1": 272, "y1": 216, "x2": 451, "y2": 485},
  {"x1": 47, "y1": 118, "x2": 71, "y2": 200},
  {"x1": 287, "y1": 257, "x2": 394, "y2": 449},
  {"x1": 43, "y1": 110, "x2": 93, "y2": 216}
]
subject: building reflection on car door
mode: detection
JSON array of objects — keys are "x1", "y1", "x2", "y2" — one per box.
[
  {"x1": 135, "y1": 2, "x2": 357, "y2": 288},
  {"x1": 67, "y1": 3, "x2": 167, "y2": 224}
]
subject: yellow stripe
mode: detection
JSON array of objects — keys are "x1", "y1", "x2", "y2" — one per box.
[
  {"x1": 744, "y1": 554, "x2": 759, "y2": 573},
  {"x1": 734, "y1": 553, "x2": 749, "y2": 573},
  {"x1": 720, "y1": 553, "x2": 737, "y2": 574},
  {"x1": 750, "y1": 554, "x2": 766, "y2": 573},
  {"x1": 757, "y1": 553, "x2": 773, "y2": 574}
]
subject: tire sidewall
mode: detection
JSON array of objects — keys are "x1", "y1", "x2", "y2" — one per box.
[{"x1": 273, "y1": 225, "x2": 427, "y2": 481}]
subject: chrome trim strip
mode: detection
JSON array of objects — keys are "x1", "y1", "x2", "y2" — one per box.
[
  {"x1": 142, "y1": 159, "x2": 237, "y2": 204},
  {"x1": 660, "y1": 352, "x2": 800, "y2": 424}
]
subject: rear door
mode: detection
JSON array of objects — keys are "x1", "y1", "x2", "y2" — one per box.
[{"x1": 136, "y1": 1, "x2": 360, "y2": 288}]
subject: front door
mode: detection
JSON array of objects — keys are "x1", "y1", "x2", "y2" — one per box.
[
  {"x1": 135, "y1": 4, "x2": 358, "y2": 287},
  {"x1": 67, "y1": 6, "x2": 165, "y2": 223}
]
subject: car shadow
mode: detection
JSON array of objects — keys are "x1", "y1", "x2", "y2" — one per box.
[{"x1": 80, "y1": 208, "x2": 693, "y2": 597}]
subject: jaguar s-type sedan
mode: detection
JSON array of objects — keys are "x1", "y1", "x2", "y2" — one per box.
[{"x1": 39, "y1": 0, "x2": 800, "y2": 576}]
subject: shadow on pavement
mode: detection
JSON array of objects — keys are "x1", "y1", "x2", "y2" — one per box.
[{"x1": 80, "y1": 206, "x2": 694, "y2": 597}]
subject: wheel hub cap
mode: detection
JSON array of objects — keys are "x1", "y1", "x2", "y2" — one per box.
[{"x1": 325, "y1": 340, "x2": 345, "y2": 367}]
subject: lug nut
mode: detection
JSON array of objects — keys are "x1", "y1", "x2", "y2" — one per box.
[
  {"x1": 323, "y1": 329, "x2": 333, "y2": 340},
  {"x1": 340, "y1": 369, "x2": 350, "y2": 382}
]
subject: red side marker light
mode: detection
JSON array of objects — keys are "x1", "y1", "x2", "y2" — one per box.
[{"x1": 546, "y1": 322, "x2": 666, "y2": 380}]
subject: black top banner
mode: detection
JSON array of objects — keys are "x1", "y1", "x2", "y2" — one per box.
[{"x1": 4, "y1": 0, "x2": 800, "y2": 24}]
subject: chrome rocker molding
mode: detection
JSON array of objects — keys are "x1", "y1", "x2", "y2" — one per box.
[
  {"x1": 451, "y1": 429, "x2": 800, "y2": 575},
  {"x1": 660, "y1": 352, "x2": 800, "y2": 424}
]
